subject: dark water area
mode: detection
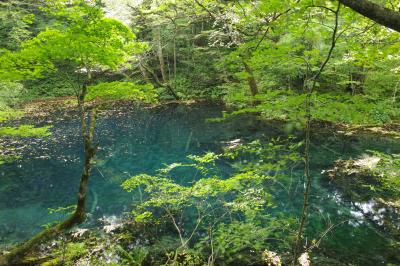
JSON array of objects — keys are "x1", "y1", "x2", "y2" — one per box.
[{"x1": 1, "y1": 103, "x2": 399, "y2": 265}]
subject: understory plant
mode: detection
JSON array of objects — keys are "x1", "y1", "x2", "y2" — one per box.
[
  {"x1": 226, "y1": 90, "x2": 400, "y2": 126},
  {"x1": 122, "y1": 138, "x2": 301, "y2": 265}
]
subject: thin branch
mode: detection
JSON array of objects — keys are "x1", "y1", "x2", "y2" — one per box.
[{"x1": 293, "y1": 2, "x2": 342, "y2": 263}]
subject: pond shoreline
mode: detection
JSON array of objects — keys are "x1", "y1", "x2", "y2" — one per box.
[
  {"x1": 1, "y1": 100, "x2": 400, "y2": 265},
  {"x1": 9, "y1": 97, "x2": 399, "y2": 141}
]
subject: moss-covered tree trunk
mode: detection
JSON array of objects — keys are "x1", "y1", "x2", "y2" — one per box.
[
  {"x1": 0, "y1": 80, "x2": 97, "y2": 266},
  {"x1": 242, "y1": 59, "x2": 259, "y2": 96}
]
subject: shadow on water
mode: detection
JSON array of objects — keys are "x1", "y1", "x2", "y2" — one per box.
[{"x1": 0, "y1": 102, "x2": 399, "y2": 264}]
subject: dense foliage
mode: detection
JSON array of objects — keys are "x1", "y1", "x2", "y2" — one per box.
[{"x1": 1, "y1": 0, "x2": 400, "y2": 265}]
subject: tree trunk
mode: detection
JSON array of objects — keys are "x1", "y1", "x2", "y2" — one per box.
[
  {"x1": 0, "y1": 78, "x2": 97, "y2": 265},
  {"x1": 74, "y1": 100, "x2": 97, "y2": 223},
  {"x1": 156, "y1": 25, "x2": 168, "y2": 83},
  {"x1": 173, "y1": 23, "x2": 177, "y2": 87},
  {"x1": 338, "y1": 0, "x2": 400, "y2": 32},
  {"x1": 292, "y1": 3, "x2": 340, "y2": 263},
  {"x1": 139, "y1": 58, "x2": 150, "y2": 82},
  {"x1": 140, "y1": 62, "x2": 180, "y2": 100},
  {"x1": 242, "y1": 59, "x2": 259, "y2": 96}
]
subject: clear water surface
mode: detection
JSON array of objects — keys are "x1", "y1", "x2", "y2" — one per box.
[{"x1": 0, "y1": 103, "x2": 399, "y2": 265}]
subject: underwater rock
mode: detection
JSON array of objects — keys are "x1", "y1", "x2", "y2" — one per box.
[
  {"x1": 99, "y1": 215, "x2": 126, "y2": 233},
  {"x1": 71, "y1": 228, "x2": 89, "y2": 238},
  {"x1": 322, "y1": 156, "x2": 400, "y2": 240},
  {"x1": 224, "y1": 138, "x2": 242, "y2": 149},
  {"x1": 322, "y1": 156, "x2": 380, "y2": 183}
]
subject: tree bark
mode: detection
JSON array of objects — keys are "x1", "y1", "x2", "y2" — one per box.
[
  {"x1": 74, "y1": 99, "x2": 97, "y2": 223},
  {"x1": 156, "y1": 25, "x2": 168, "y2": 83},
  {"x1": 0, "y1": 76, "x2": 97, "y2": 265},
  {"x1": 242, "y1": 59, "x2": 259, "y2": 96},
  {"x1": 140, "y1": 62, "x2": 180, "y2": 100},
  {"x1": 173, "y1": 22, "x2": 177, "y2": 86},
  {"x1": 337, "y1": 0, "x2": 400, "y2": 32},
  {"x1": 139, "y1": 57, "x2": 150, "y2": 82}
]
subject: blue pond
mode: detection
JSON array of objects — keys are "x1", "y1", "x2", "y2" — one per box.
[{"x1": 0, "y1": 103, "x2": 399, "y2": 264}]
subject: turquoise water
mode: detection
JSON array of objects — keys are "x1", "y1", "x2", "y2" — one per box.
[{"x1": 0, "y1": 103, "x2": 399, "y2": 264}]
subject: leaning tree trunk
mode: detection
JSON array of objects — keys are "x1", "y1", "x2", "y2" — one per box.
[
  {"x1": 337, "y1": 0, "x2": 400, "y2": 33},
  {"x1": 0, "y1": 83, "x2": 97, "y2": 265}
]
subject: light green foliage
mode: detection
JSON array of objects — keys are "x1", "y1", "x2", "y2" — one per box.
[
  {"x1": 1, "y1": 0, "x2": 400, "y2": 264},
  {"x1": 0, "y1": 104, "x2": 50, "y2": 167},
  {"x1": 203, "y1": 221, "x2": 272, "y2": 264},
  {"x1": 0, "y1": 107, "x2": 51, "y2": 164},
  {"x1": 0, "y1": 109, "x2": 24, "y2": 122},
  {"x1": 0, "y1": 105, "x2": 51, "y2": 165},
  {"x1": 227, "y1": 90, "x2": 400, "y2": 125},
  {"x1": 0, "y1": 0, "x2": 146, "y2": 87},
  {"x1": 0, "y1": 82, "x2": 24, "y2": 108},
  {"x1": 0, "y1": 155, "x2": 19, "y2": 166},
  {"x1": 0, "y1": 0, "x2": 399, "y2": 129},
  {"x1": 122, "y1": 138, "x2": 300, "y2": 263},
  {"x1": 116, "y1": 245, "x2": 148, "y2": 266},
  {"x1": 0, "y1": 48, "x2": 54, "y2": 80},
  {"x1": 224, "y1": 138, "x2": 302, "y2": 174},
  {"x1": 86, "y1": 82, "x2": 157, "y2": 103},
  {"x1": 367, "y1": 151, "x2": 400, "y2": 198},
  {"x1": 0, "y1": 125, "x2": 51, "y2": 137},
  {"x1": 43, "y1": 242, "x2": 87, "y2": 266},
  {"x1": 0, "y1": 1, "x2": 35, "y2": 50},
  {"x1": 213, "y1": 0, "x2": 400, "y2": 128},
  {"x1": 63, "y1": 242, "x2": 87, "y2": 264}
]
